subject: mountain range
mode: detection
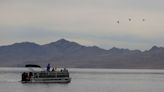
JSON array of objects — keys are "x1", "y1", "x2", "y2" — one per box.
[{"x1": 0, "y1": 39, "x2": 164, "y2": 69}]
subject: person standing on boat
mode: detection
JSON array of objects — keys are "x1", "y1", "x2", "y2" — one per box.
[{"x1": 47, "y1": 63, "x2": 51, "y2": 72}]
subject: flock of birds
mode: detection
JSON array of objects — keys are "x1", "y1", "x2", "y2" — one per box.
[{"x1": 116, "y1": 18, "x2": 145, "y2": 24}]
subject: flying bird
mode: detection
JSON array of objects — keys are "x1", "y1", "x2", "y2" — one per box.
[
  {"x1": 117, "y1": 20, "x2": 120, "y2": 24},
  {"x1": 142, "y1": 19, "x2": 145, "y2": 22}
]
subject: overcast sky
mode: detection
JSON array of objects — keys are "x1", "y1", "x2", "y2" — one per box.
[{"x1": 0, "y1": 0, "x2": 164, "y2": 50}]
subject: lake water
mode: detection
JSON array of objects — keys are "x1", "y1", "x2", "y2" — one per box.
[{"x1": 1, "y1": 68, "x2": 164, "y2": 92}]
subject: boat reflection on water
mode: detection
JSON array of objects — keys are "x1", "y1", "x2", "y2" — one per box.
[{"x1": 21, "y1": 64, "x2": 71, "y2": 83}]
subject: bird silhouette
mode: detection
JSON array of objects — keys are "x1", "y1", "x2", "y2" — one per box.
[
  {"x1": 142, "y1": 19, "x2": 145, "y2": 22},
  {"x1": 117, "y1": 21, "x2": 120, "y2": 24},
  {"x1": 115, "y1": 18, "x2": 145, "y2": 24}
]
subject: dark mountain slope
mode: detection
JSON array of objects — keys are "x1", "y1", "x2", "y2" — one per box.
[{"x1": 0, "y1": 39, "x2": 164, "y2": 69}]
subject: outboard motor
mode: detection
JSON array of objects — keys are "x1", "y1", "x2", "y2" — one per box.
[
  {"x1": 22, "y1": 72, "x2": 27, "y2": 81},
  {"x1": 22, "y1": 72, "x2": 30, "y2": 81}
]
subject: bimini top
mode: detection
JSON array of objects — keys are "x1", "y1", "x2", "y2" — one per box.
[{"x1": 25, "y1": 64, "x2": 41, "y2": 68}]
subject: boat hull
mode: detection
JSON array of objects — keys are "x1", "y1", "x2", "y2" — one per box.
[{"x1": 22, "y1": 77, "x2": 71, "y2": 83}]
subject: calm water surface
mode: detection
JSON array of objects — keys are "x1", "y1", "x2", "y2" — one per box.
[{"x1": 1, "y1": 68, "x2": 164, "y2": 92}]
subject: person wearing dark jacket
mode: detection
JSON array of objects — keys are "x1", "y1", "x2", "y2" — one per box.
[{"x1": 47, "y1": 64, "x2": 51, "y2": 72}]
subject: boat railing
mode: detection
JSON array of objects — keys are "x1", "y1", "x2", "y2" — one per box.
[{"x1": 32, "y1": 71, "x2": 69, "y2": 78}]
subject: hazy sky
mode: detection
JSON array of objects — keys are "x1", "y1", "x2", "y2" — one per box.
[{"x1": 0, "y1": 0, "x2": 164, "y2": 50}]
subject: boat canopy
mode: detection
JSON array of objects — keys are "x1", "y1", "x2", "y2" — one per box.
[{"x1": 25, "y1": 64, "x2": 41, "y2": 68}]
